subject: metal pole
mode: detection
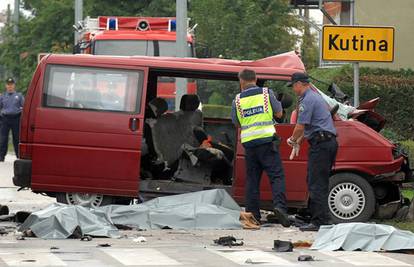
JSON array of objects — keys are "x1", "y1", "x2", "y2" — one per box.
[
  {"x1": 350, "y1": 0, "x2": 359, "y2": 107},
  {"x1": 74, "y1": 0, "x2": 83, "y2": 45},
  {"x1": 13, "y1": 0, "x2": 19, "y2": 34},
  {"x1": 175, "y1": 0, "x2": 188, "y2": 111}
]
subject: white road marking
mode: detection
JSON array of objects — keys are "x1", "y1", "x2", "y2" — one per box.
[
  {"x1": 210, "y1": 248, "x2": 297, "y2": 266},
  {"x1": 103, "y1": 248, "x2": 181, "y2": 266},
  {"x1": 0, "y1": 249, "x2": 66, "y2": 266},
  {"x1": 322, "y1": 251, "x2": 412, "y2": 266}
]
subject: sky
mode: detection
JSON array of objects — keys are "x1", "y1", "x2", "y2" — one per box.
[{"x1": 0, "y1": 0, "x2": 14, "y2": 12}]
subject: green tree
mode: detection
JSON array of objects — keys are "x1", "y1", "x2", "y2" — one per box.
[{"x1": 0, "y1": 0, "x2": 305, "y2": 93}]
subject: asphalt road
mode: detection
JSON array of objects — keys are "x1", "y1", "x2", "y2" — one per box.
[{"x1": 1, "y1": 155, "x2": 414, "y2": 267}]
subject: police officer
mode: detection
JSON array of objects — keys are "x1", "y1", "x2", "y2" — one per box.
[
  {"x1": 231, "y1": 69, "x2": 290, "y2": 227},
  {"x1": 0, "y1": 78, "x2": 25, "y2": 161},
  {"x1": 287, "y1": 72, "x2": 338, "y2": 231}
]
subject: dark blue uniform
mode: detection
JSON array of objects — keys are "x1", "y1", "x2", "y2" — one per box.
[
  {"x1": 0, "y1": 91, "x2": 24, "y2": 160},
  {"x1": 232, "y1": 86, "x2": 287, "y2": 221},
  {"x1": 298, "y1": 88, "x2": 338, "y2": 226}
]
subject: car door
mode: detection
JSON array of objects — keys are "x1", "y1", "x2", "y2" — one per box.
[{"x1": 31, "y1": 64, "x2": 147, "y2": 197}]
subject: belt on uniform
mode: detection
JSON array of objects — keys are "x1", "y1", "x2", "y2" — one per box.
[{"x1": 308, "y1": 131, "x2": 336, "y2": 145}]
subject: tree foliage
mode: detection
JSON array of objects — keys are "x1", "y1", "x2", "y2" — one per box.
[{"x1": 0, "y1": 0, "x2": 302, "y2": 92}]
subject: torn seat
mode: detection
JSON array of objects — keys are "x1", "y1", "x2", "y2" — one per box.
[{"x1": 148, "y1": 95, "x2": 202, "y2": 169}]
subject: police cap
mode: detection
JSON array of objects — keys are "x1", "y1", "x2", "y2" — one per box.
[
  {"x1": 287, "y1": 72, "x2": 310, "y2": 87},
  {"x1": 6, "y1": 77, "x2": 15, "y2": 84}
]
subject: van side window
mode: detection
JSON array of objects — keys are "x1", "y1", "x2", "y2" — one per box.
[{"x1": 43, "y1": 65, "x2": 143, "y2": 113}]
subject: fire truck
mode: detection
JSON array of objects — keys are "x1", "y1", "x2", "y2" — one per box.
[{"x1": 74, "y1": 16, "x2": 197, "y2": 110}]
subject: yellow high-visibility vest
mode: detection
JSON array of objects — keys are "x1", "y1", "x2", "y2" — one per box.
[{"x1": 235, "y1": 88, "x2": 275, "y2": 143}]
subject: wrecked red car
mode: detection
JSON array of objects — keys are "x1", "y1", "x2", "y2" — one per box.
[{"x1": 13, "y1": 52, "x2": 412, "y2": 222}]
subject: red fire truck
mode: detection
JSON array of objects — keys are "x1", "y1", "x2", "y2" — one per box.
[{"x1": 74, "y1": 16, "x2": 197, "y2": 109}]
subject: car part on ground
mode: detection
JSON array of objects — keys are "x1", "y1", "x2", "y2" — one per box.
[
  {"x1": 214, "y1": 236, "x2": 244, "y2": 247},
  {"x1": 272, "y1": 240, "x2": 293, "y2": 252},
  {"x1": 329, "y1": 173, "x2": 376, "y2": 223}
]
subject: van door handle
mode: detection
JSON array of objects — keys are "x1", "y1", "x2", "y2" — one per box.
[{"x1": 130, "y1": 118, "x2": 139, "y2": 132}]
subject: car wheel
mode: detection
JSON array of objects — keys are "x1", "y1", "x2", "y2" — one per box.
[
  {"x1": 56, "y1": 192, "x2": 113, "y2": 208},
  {"x1": 329, "y1": 173, "x2": 375, "y2": 223}
]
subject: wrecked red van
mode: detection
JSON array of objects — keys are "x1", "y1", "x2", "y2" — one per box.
[{"x1": 13, "y1": 52, "x2": 412, "y2": 222}]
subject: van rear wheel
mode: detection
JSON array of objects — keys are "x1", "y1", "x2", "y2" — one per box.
[
  {"x1": 56, "y1": 192, "x2": 113, "y2": 208},
  {"x1": 328, "y1": 173, "x2": 375, "y2": 223}
]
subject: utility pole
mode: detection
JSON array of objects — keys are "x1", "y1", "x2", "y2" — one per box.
[
  {"x1": 350, "y1": 0, "x2": 359, "y2": 107},
  {"x1": 175, "y1": 0, "x2": 188, "y2": 111},
  {"x1": 13, "y1": 0, "x2": 19, "y2": 34},
  {"x1": 74, "y1": 0, "x2": 83, "y2": 45}
]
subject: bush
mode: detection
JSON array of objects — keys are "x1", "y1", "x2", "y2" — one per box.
[
  {"x1": 308, "y1": 66, "x2": 414, "y2": 140},
  {"x1": 401, "y1": 140, "x2": 414, "y2": 167}
]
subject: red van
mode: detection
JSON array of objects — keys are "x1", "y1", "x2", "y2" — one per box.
[{"x1": 13, "y1": 52, "x2": 411, "y2": 222}]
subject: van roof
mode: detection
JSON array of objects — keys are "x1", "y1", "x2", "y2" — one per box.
[{"x1": 43, "y1": 51, "x2": 305, "y2": 80}]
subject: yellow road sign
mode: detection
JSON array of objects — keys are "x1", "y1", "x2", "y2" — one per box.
[{"x1": 322, "y1": 25, "x2": 394, "y2": 62}]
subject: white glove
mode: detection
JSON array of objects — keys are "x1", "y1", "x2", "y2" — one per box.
[
  {"x1": 287, "y1": 137, "x2": 296, "y2": 147},
  {"x1": 289, "y1": 144, "x2": 300, "y2": 160}
]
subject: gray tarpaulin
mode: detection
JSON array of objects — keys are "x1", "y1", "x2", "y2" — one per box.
[
  {"x1": 311, "y1": 223, "x2": 414, "y2": 252},
  {"x1": 19, "y1": 189, "x2": 242, "y2": 239}
]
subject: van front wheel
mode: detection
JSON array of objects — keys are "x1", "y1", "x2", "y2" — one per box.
[
  {"x1": 56, "y1": 192, "x2": 113, "y2": 208},
  {"x1": 328, "y1": 173, "x2": 375, "y2": 223}
]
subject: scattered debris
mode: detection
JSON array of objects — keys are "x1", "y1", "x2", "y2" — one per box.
[
  {"x1": 15, "y1": 211, "x2": 31, "y2": 223},
  {"x1": 240, "y1": 212, "x2": 260, "y2": 230},
  {"x1": 22, "y1": 229, "x2": 35, "y2": 237},
  {"x1": 298, "y1": 255, "x2": 314, "y2": 261},
  {"x1": 50, "y1": 247, "x2": 59, "y2": 250},
  {"x1": 311, "y1": 223, "x2": 414, "y2": 251},
  {"x1": 80, "y1": 235, "x2": 93, "y2": 242},
  {"x1": 0, "y1": 227, "x2": 8, "y2": 235},
  {"x1": 293, "y1": 241, "x2": 312, "y2": 248},
  {"x1": 0, "y1": 205, "x2": 9, "y2": 216},
  {"x1": 272, "y1": 240, "x2": 293, "y2": 252},
  {"x1": 133, "y1": 236, "x2": 147, "y2": 243},
  {"x1": 97, "y1": 243, "x2": 111, "y2": 247},
  {"x1": 214, "y1": 236, "x2": 244, "y2": 247},
  {"x1": 16, "y1": 236, "x2": 25, "y2": 240}
]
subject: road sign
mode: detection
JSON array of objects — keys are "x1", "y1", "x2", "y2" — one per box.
[{"x1": 322, "y1": 25, "x2": 394, "y2": 62}]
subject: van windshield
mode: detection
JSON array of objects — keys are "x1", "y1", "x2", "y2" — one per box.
[{"x1": 94, "y1": 40, "x2": 194, "y2": 57}]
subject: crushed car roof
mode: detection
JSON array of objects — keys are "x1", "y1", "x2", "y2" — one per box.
[{"x1": 43, "y1": 51, "x2": 305, "y2": 80}]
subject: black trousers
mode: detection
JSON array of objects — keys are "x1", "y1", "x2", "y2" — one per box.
[
  {"x1": 307, "y1": 138, "x2": 338, "y2": 225},
  {"x1": 0, "y1": 114, "x2": 20, "y2": 160},
  {"x1": 245, "y1": 142, "x2": 288, "y2": 220}
]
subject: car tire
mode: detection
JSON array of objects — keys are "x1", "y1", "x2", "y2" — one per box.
[
  {"x1": 56, "y1": 192, "x2": 113, "y2": 208},
  {"x1": 328, "y1": 173, "x2": 375, "y2": 223}
]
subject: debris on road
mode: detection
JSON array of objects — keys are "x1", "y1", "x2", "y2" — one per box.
[
  {"x1": 293, "y1": 240, "x2": 313, "y2": 248},
  {"x1": 214, "y1": 236, "x2": 244, "y2": 247},
  {"x1": 133, "y1": 236, "x2": 147, "y2": 243},
  {"x1": 311, "y1": 223, "x2": 414, "y2": 252},
  {"x1": 18, "y1": 189, "x2": 242, "y2": 239},
  {"x1": 240, "y1": 212, "x2": 260, "y2": 230},
  {"x1": 272, "y1": 240, "x2": 293, "y2": 252},
  {"x1": 80, "y1": 235, "x2": 93, "y2": 242},
  {"x1": 0, "y1": 205, "x2": 9, "y2": 215},
  {"x1": 97, "y1": 243, "x2": 112, "y2": 247},
  {"x1": 298, "y1": 255, "x2": 314, "y2": 261}
]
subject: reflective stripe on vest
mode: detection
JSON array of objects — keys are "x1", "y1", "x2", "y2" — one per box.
[{"x1": 235, "y1": 87, "x2": 275, "y2": 143}]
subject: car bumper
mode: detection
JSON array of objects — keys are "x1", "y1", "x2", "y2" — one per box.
[{"x1": 13, "y1": 159, "x2": 32, "y2": 188}]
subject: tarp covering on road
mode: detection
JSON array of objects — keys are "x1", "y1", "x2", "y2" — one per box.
[
  {"x1": 311, "y1": 223, "x2": 414, "y2": 252},
  {"x1": 19, "y1": 189, "x2": 242, "y2": 239}
]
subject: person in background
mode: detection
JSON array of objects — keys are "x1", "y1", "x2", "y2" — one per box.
[
  {"x1": 0, "y1": 78, "x2": 25, "y2": 161},
  {"x1": 231, "y1": 69, "x2": 290, "y2": 227}
]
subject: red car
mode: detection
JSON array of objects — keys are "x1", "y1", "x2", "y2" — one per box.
[{"x1": 13, "y1": 52, "x2": 411, "y2": 222}]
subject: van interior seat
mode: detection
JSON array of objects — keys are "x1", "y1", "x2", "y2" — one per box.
[{"x1": 148, "y1": 94, "x2": 202, "y2": 167}]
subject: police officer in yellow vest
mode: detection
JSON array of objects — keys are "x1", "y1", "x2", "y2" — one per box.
[{"x1": 231, "y1": 69, "x2": 290, "y2": 227}]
